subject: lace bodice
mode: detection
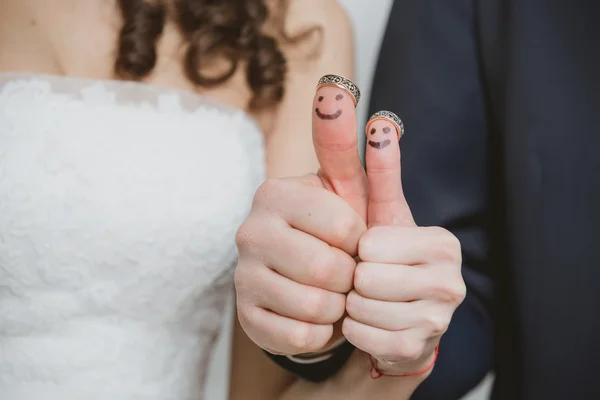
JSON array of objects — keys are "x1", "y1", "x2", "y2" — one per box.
[{"x1": 0, "y1": 73, "x2": 265, "y2": 399}]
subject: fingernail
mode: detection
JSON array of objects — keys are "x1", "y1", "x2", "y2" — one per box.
[
  {"x1": 316, "y1": 74, "x2": 361, "y2": 107},
  {"x1": 366, "y1": 111, "x2": 404, "y2": 150}
]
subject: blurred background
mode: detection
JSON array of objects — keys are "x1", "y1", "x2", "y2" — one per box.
[{"x1": 204, "y1": 1, "x2": 493, "y2": 398}]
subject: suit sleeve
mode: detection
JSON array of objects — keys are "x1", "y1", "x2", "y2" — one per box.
[{"x1": 368, "y1": 1, "x2": 494, "y2": 398}]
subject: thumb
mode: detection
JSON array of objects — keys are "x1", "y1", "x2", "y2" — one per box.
[
  {"x1": 364, "y1": 111, "x2": 415, "y2": 228},
  {"x1": 313, "y1": 75, "x2": 368, "y2": 220}
]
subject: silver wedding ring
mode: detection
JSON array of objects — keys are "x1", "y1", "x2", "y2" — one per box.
[
  {"x1": 317, "y1": 74, "x2": 361, "y2": 107},
  {"x1": 367, "y1": 110, "x2": 404, "y2": 140}
]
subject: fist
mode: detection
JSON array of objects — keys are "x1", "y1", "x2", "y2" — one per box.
[
  {"x1": 235, "y1": 76, "x2": 369, "y2": 356},
  {"x1": 234, "y1": 175, "x2": 366, "y2": 355},
  {"x1": 345, "y1": 226, "x2": 465, "y2": 375},
  {"x1": 342, "y1": 113, "x2": 465, "y2": 376}
]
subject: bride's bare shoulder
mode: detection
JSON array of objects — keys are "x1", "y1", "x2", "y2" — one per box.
[
  {"x1": 0, "y1": 0, "x2": 119, "y2": 76},
  {"x1": 284, "y1": 0, "x2": 351, "y2": 28},
  {"x1": 281, "y1": 0, "x2": 352, "y2": 54}
]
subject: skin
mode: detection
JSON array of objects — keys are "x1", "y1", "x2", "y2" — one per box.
[
  {"x1": 312, "y1": 84, "x2": 367, "y2": 220},
  {"x1": 366, "y1": 119, "x2": 395, "y2": 149},
  {"x1": 314, "y1": 86, "x2": 352, "y2": 120},
  {"x1": 236, "y1": 78, "x2": 467, "y2": 398},
  {"x1": 0, "y1": 0, "x2": 465, "y2": 398}
]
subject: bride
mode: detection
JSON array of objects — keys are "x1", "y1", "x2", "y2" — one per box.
[
  {"x1": 0, "y1": 0, "x2": 352, "y2": 398},
  {"x1": 0, "y1": 1, "x2": 446, "y2": 399}
]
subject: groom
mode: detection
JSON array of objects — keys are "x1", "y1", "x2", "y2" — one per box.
[{"x1": 370, "y1": 0, "x2": 600, "y2": 399}]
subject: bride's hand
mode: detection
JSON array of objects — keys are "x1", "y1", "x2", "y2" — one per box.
[
  {"x1": 234, "y1": 77, "x2": 368, "y2": 356},
  {"x1": 343, "y1": 112, "x2": 466, "y2": 377}
]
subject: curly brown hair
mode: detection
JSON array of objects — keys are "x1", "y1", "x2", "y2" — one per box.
[{"x1": 114, "y1": 0, "x2": 315, "y2": 111}]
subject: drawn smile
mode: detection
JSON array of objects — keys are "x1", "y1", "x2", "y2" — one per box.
[
  {"x1": 368, "y1": 139, "x2": 391, "y2": 149},
  {"x1": 315, "y1": 108, "x2": 343, "y2": 120}
]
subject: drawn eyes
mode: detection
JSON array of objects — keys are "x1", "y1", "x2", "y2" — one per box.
[
  {"x1": 370, "y1": 126, "x2": 392, "y2": 135},
  {"x1": 318, "y1": 94, "x2": 344, "y2": 102}
]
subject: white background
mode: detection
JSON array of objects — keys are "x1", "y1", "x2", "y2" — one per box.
[{"x1": 204, "y1": 1, "x2": 491, "y2": 398}]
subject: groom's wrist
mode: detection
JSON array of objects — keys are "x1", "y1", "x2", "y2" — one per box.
[
  {"x1": 263, "y1": 339, "x2": 355, "y2": 383},
  {"x1": 285, "y1": 337, "x2": 349, "y2": 364},
  {"x1": 369, "y1": 345, "x2": 439, "y2": 380}
]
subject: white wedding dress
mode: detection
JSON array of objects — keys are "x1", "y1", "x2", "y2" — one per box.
[{"x1": 0, "y1": 73, "x2": 265, "y2": 399}]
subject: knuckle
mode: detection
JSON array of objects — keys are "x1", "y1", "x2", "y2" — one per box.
[
  {"x1": 235, "y1": 220, "x2": 258, "y2": 249},
  {"x1": 429, "y1": 227, "x2": 462, "y2": 263},
  {"x1": 253, "y1": 178, "x2": 285, "y2": 206},
  {"x1": 433, "y1": 277, "x2": 467, "y2": 304},
  {"x1": 341, "y1": 316, "x2": 354, "y2": 338},
  {"x1": 331, "y1": 214, "x2": 360, "y2": 244},
  {"x1": 288, "y1": 324, "x2": 321, "y2": 353},
  {"x1": 353, "y1": 262, "x2": 372, "y2": 296},
  {"x1": 234, "y1": 263, "x2": 268, "y2": 305},
  {"x1": 238, "y1": 308, "x2": 279, "y2": 352},
  {"x1": 392, "y1": 336, "x2": 425, "y2": 362},
  {"x1": 236, "y1": 216, "x2": 281, "y2": 257},
  {"x1": 236, "y1": 303, "x2": 256, "y2": 332},
  {"x1": 345, "y1": 291, "x2": 364, "y2": 318},
  {"x1": 422, "y1": 313, "x2": 449, "y2": 336},
  {"x1": 452, "y1": 279, "x2": 468, "y2": 304},
  {"x1": 307, "y1": 250, "x2": 337, "y2": 288},
  {"x1": 302, "y1": 290, "x2": 329, "y2": 319},
  {"x1": 233, "y1": 264, "x2": 255, "y2": 299},
  {"x1": 357, "y1": 228, "x2": 379, "y2": 260}
]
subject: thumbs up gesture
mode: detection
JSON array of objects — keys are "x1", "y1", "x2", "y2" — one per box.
[{"x1": 235, "y1": 75, "x2": 465, "y2": 377}]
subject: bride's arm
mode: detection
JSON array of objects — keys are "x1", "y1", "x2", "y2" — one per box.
[{"x1": 229, "y1": 1, "x2": 357, "y2": 398}]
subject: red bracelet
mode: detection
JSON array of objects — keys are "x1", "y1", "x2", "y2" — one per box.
[{"x1": 369, "y1": 345, "x2": 439, "y2": 379}]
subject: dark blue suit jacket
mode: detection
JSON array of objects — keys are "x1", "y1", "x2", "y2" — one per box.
[{"x1": 369, "y1": 1, "x2": 600, "y2": 399}]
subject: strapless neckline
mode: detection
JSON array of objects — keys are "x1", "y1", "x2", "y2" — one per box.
[
  {"x1": 0, "y1": 71, "x2": 256, "y2": 123},
  {"x1": 0, "y1": 73, "x2": 265, "y2": 399}
]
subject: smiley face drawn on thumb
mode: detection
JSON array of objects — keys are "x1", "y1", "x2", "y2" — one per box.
[{"x1": 312, "y1": 74, "x2": 368, "y2": 221}]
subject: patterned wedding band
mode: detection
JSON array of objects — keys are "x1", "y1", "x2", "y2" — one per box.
[
  {"x1": 367, "y1": 110, "x2": 405, "y2": 140},
  {"x1": 285, "y1": 337, "x2": 348, "y2": 364},
  {"x1": 317, "y1": 74, "x2": 361, "y2": 107}
]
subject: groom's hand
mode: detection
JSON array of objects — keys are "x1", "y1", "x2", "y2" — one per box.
[
  {"x1": 342, "y1": 116, "x2": 466, "y2": 376},
  {"x1": 234, "y1": 77, "x2": 368, "y2": 355}
]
